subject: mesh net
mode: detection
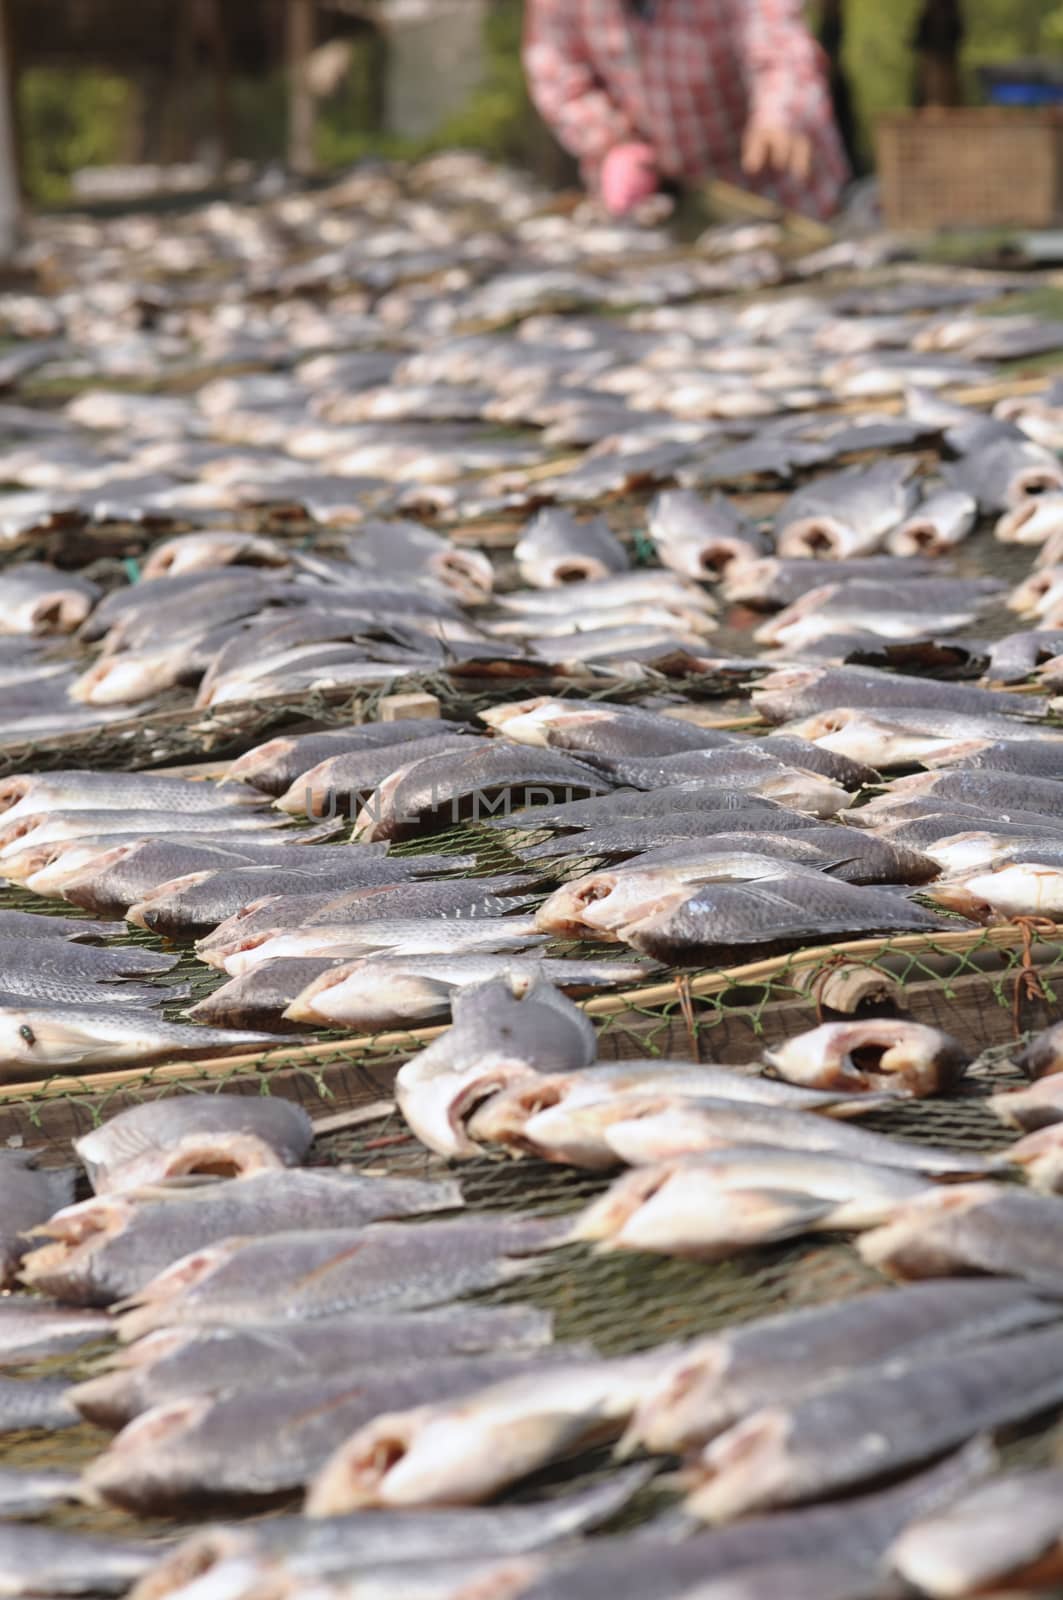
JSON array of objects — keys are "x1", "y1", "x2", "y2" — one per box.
[{"x1": 3, "y1": 499, "x2": 1063, "y2": 1545}]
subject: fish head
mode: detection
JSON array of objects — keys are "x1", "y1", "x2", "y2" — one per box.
[
  {"x1": 761, "y1": 771, "x2": 849, "y2": 817},
  {"x1": 767, "y1": 1020, "x2": 967, "y2": 1097},
  {"x1": 396, "y1": 1054, "x2": 542, "y2": 1160},
  {"x1": 0, "y1": 810, "x2": 52, "y2": 856},
  {"x1": 685, "y1": 536, "x2": 762, "y2": 580},
  {"x1": 961, "y1": 861, "x2": 1063, "y2": 919},
  {"x1": 753, "y1": 584, "x2": 839, "y2": 647},
  {"x1": 1014, "y1": 1023, "x2": 1063, "y2": 1080},
  {"x1": 761, "y1": 612, "x2": 843, "y2": 652},
  {"x1": 685, "y1": 1404, "x2": 795, "y2": 1522},
  {"x1": 144, "y1": 1132, "x2": 290, "y2": 1187},
  {"x1": 126, "y1": 1530, "x2": 261, "y2": 1600},
  {"x1": 125, "y1": 873, "x2": 212, "y2": 930},
  {"x1": 619, "y1": 1338, "x2": 730, "y2": 1456},
  {"x1": 604, "y1": 1104, "x2": 724, "y2": 1166},
  {"x1": 478, "y1": 696, "x2": 561, "y2": 746},
  {"x1": 0, "y1": 1006, "x2": 117, "y2": 1073},
  {"x1": 67, "y1": 1367, "x2": 141, "y2": 1430},
  {"x1": 20, "y1": 1193, "x2": 136, "y2": 1288},
  {"x1": 306, "y1": 1407, "x2": 426, "y2": 1514},
  {"x1": 9, "y1": 841, "x2": 93, "y2": 888},
  {"x1": 926, "y1": 831, "x2": 1014, "y2": 874},
  {"x1": 1010, "y1": 465, "x2": 1063, "y2": 506},
  {"x1": 352, "y1": 756, "x2": 423, "y2": 842},
  {"x1": 534, "y1": 873, "x2": 624, "y2": 939},
  {"x1": 275, "y1": 756, "x2": 343, "y2": 819},
  {"x1": 572, "y1": 1163, "x2": 680, "y2": 1243},
  {"x1": 988, "y1": 1077, "x2": 1063, "y2": 1131},
  {"x1": 114, "y1": 1239, "x2": 248, "y2": 1341},
  {"x1": 857, "y1": 1182, "x2": 1002, "y2": 1278},
  {"x1": 1001, "y1": 1125, "x2": 1063, "y2": 1193},
  {"x1": 282, "y1": 960, "x2": 431, "y2": 1027},
  {"x1": 925, "y1": 876, "x2": 995, "y2": 921},
  {"x1": 82, "y1": 1392, "x2": 214, "y2": 1504},
  {"x1": 224, "y1": 739, "x2": 294, "y2": 787},
  {"x1": 71, "y1": 652, "x2": 174, "y2": 706},
  {"x1": 921, "y1": 740, "x2": 993, "y2": 768},
  {"x1": 889, "y1": 517, "x2": 947, "y2": 557},
  {"x1": 539, "y1": 869, "x2": 690, "y2": 941},
  {"x1": 27, "y1": 589, "x2": 96, "y2": 635},
  {"x1": 997, "y1": 495, "x2": 1063, "y2": 545},
  {"x1": 723, "y1": 556, "x2": 782, "y2": 604},
  {"x1": 106, "y1": 1325, "x2": 198, "y2": 1373},
  {"x1": 535, "y1": 554, "x2": 615, "y2": 586},
  {"x1": 22, "y1": 1190, "x2": 133, "y2": 1248},
  {"x1": 785, "y1": 709, "x2": 948, "y2": 768},
  {"x1": 217, "y1": 936, "x2": 284, "y2": 976},
  {"x1": 614, "y1": 1175, "x2": 834, "y2": 1259},
  {"x1": 777, "y1": 515, "x2": 859, "y2": 560},
  {"x1": 428, "y1": 546, "x2": 494, "y2": 605},
  {"x1": 0, "y1": 776, "x2": 34, "y2": 817},
  {"x1": 44, "y1": 842, "x2": 146, "y2": 904},
  {"x1": 465, "y1": 1074, "x2": 572, "y2": 1151},
  {"x1": 1009, "y1": 568, "x2": 1063, "y2": 616},
  {"x1": 522, "y1": 1094, "x2": 669, "y2": 1169}
]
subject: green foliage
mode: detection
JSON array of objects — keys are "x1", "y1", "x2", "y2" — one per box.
[
  {"x1": 19, "y1": 69, "x2": 133, "y2": 202},
  {"x1": 429, "y1": 0, "x2": 532, "y2": 163}
]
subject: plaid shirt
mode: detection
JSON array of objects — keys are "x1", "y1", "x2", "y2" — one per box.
[{"x1": 524, "y1": 0, "x2": 848, "y2": 218}]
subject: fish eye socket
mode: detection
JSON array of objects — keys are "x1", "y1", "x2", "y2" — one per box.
[{"x1": 17, "y1": 1024, "x2": 34, "y2": 1045}]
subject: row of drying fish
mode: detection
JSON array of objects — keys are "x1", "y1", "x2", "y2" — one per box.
[
  {"x1": 0, "y1": 1078, "x2": 1062, "y2": 1600},
  {"x1": 0, "y1": 147, "x2": 1058, "y2": 544},
  {"x1": 6, "y1": 450, "x2": 1063, "y2": 729},
  {"x1": 7, "y1": 667, "x2": 1063, "y2": 1066}
]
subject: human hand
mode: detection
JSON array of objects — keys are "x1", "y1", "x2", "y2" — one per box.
[
  {"x1": 600, "y1": 142, "x2": 658, "y2": 216},
  {"x1": 742, "y1": 119, "x2": 812, "y2": 184}
]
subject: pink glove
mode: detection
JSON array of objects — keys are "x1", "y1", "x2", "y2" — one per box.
[{"x1": 600, "y1": 142, "x2": 657, "y2": 216}]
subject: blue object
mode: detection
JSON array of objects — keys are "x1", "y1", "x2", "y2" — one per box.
[{"x1": 986, "y1": 82, "x2": 1063, "y2": 106}]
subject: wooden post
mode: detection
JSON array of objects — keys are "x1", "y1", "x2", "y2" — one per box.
[
  {"x1": 0, "y1": 0, "x2": 20, "y2": 263},
  {"x1": 287, "y1": 0, "x2": 316, "y2": 175}
]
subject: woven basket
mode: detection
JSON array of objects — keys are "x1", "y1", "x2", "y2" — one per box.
[{"x1": 876, "y1": 107, "x2": 1063, "y2": 229}]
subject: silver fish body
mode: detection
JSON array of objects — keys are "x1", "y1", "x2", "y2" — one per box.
[
  {"x1": 859, "y1": 1181, "x2": 1063, "y2": 1293},
  {"x1": 115, "y1": 1215, "x2": 567, "y2": 1339},
  {"x1": 225, "y1": 721, "x2": 466, "y2": 796},
  {"x1": 75, "y1": 1093, "x2": 313, "y2": 1193},
  {"x1": 604, "y1": 1095, "x2": 988, "y2": 1177},
  {"x1": 24, "y1": 1167, "x2": 462, "y2": 1305},
  {"x1": 121, "y1": 1471, "x2": 652, "y2": 1596},
  {"x1": 686, "y1": 1325, "x2": 1063, "y2": 1523},
  {"x1": 574, "y1": 1147, "x2": 929, "y2": 1257},
  {"x1": 85, "y1": 1351, "x2": 573, "y2": 1510},
  {"x1": 284, "y1": 955, "x2": 653, "y2": 1032},
  {"x1": 72, "y1": 1304, "x2": 553, "y2": 1429},
  {"x1": 305, "y1": 1350, "x2": 671, "y2": 1513},
  {"x1": 624, "y1": 1279, "x2": 1057, "y2": 1456}
]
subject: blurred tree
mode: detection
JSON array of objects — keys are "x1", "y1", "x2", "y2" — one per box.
[
  {"x1": 911, "y1": 1, "x2": 965, "y2": 106},
  {"x1": 18, "y1": 69, "x2": 132, "y2": 200}
]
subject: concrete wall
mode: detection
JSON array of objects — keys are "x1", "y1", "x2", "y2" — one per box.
[{"x1": 381, "y1": 0, "x2": 487, "y2": 139}]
